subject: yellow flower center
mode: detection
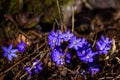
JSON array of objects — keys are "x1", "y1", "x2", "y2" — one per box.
[
  {"x1": 86, "y1": 55, "x2": 90, "y2": 58},
  {"x1": 73, "y1": 41, "x2": 76, "y2": 44}
]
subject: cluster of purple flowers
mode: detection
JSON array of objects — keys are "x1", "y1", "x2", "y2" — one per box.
[
  {"x1": 48, "y1": 30, "x2": 74, "y2": 66},
  {"x1": 48, "y1": 30, "x2": 112, "y2": 75},
  {"x1": 1, "y1": 29, "x2": 112, "y2": 76},
  {"x1": 78, "y1": 48, "x2": 98, "y2": 63},
  {"x1": 25, "y1": 59, "x2": 43, "y2": 75},
  {"x1": 76, "y1": 39, "x2": 98, "y2": 63},
  {"x1": 48, "y1": 30, "x2": 64, "y2": 48},
  {"x1": 2, "y1": 42, "x2": 27, "y2": 61}
]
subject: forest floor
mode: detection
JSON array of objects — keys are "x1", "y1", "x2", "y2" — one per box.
[{"x1": 0, "y1": 0, "x2": 120, "y2": 80}]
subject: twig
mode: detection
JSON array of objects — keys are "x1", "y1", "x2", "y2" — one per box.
[
  {"x1": 56, "y1": 0, "x2": 63, "y2": 31},
  {"x1": 115, "y1": 74, "x2": 120, "y2": 79},
  {"x1": 4, "y1": 14, "x2": 18, "y2": 27},
  {"x1": 55, "y1": 19, "x2": 60, "y2": 29},
  {"x1": 92, "y1": 34, "x2": 97, "y2": 48},
  {"x1": 18, "y1": 30, "x2": 31, "y2": 40},
  {"x1": 14, "y1": 70, "x2": 22, "y2": 79},
  {"x1": 72, "y1": 2, "x2": 74, "y2": 33},
  {"x1": 15, "y1": 51, "x2": 43, "y2": 79},
  {"x1": 111, "y1": 39, "x2": 116, "y2": 54},
  {"x1": 48, "y1": 74, "x2": 57, "y2": 80},
  {"x1": 82, "y1": 0, "x2": 93, "y2": 10},
  {"x1": 98, "y1": 77, "x2": 114, "y2": 80},
  {"x1": 18, "y1": 0, "x2": 23, "y2": 11},
  {"x1": 116, "y1": 57, "x2": 120, "y2": 64}
]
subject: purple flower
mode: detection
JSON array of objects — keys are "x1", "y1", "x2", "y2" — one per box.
[
  {"x1": 77, "y1": 49, "x2": 86, "y2": 56},
  {"x1": 65, "y1": 52, "x2": 71, "y2": 63},
  {"x1": 48, "y1": 34, "x2": 57, "y2": 48},
  {"x1": 25, "y1": 59, "x2": 42, "y2": 75},
  {"x1": 17, "y1": 42, "x2": 27, "y2": 53},
  {"x1": 77, "y1": 40, "x2": 91, "y2": 56},
  {"x1": 48, "y1": 30, "x2": 64, "y2": 48},
  {"x1": 24, "y1": 67, "x2": 32, "y2": 75},
  {"x1": 51, "y1": 49, "x2": 64, "y2": 66},
  {"x1": 101, "y1": 35, "x2": 112, "y2": 44},
  {"x1": 96, "y1": 35, "x2": 112, "y2": 54},
  {"x1": 89, "y1": 67, "x2": 99, "y2": 75},
  {"x1": 33, "y1": 59, "x2": 43, "y2": 73},
  {"x1": 63, "y1": 30, "x2": 74, "y2": 41},
  {"x1": 79, "y1": 48, "x2": 97, "y2": 63},
  {"x1": 68, "y1": 36, "x2": 85, "y2": 50},
  {"x1": 2, "y1": 44, "x2": 18, "y2": 61},
  {"x1": 80, "y1": 70, "x2": 86, "y2": 75}
]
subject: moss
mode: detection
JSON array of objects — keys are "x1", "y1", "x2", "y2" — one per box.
[
  {"x1": 0, "y1": 0, "x2": 70, "y2": 29},
  {"x1": 23, "y1": 0, "x2": 70, "y2": 23},
  {"x1": 3, "y1": 23, "x2": 18, "y2": 39},
  {"x1": 7, "y1": 0, "x2": 19, "y2": 13},
  {"x1": 24, "y1": 0, "x2": 42, "y2": 16}
]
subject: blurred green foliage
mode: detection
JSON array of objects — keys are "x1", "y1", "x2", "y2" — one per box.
[
  {"x1": 0, "y1": 0, "x2": 70, "y2": 39},
  {"x1": 0, "y1": 0, "x2": 69, "y2": 23}
]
